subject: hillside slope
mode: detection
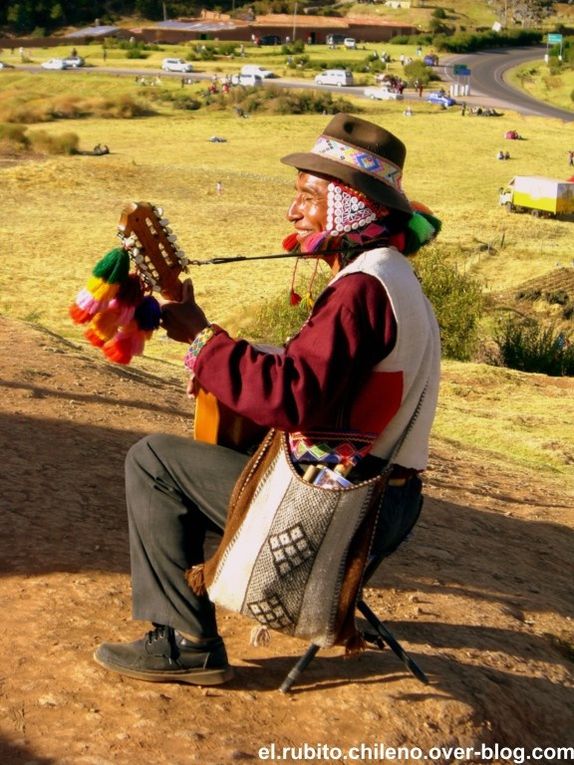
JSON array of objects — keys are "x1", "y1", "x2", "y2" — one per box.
[{"x1": 1, "y1": 316, "x2": 573, "y2": 764}]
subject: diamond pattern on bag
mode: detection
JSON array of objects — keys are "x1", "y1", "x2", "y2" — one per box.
[
  {"x1": 248, "y1": 595, "x2": 293, "y2": 629},
  {"x1": 268, "y1": 524, "x2": 314, "y2": 576}
]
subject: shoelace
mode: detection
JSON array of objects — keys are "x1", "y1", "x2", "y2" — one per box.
[{"x1": 147, "y1": 624, "x2": 170, "y2": 645}]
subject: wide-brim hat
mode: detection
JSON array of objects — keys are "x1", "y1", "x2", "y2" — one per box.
[{"x1": 281, "y1": 113, "x2": 412, "y2": 214}]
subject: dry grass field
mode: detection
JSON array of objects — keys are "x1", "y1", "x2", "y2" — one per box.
[
  {"x1": 2, "y1": 69, "x2": 574, "y2": 471},
  {"x1": 1, "y1": 55, "x2": 574, "y2": 765}
]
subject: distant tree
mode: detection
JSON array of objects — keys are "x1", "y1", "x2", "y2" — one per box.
[{"x1": 135, "y1": 0, "x2": 165, "y2": 19}]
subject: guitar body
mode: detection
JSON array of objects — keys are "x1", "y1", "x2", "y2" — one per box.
[
  {"x1": 194, "y1": 389, "x2": 266, "y2": 452},
  {"x1": 119, "y1": 201, "x2": 265, "y2": 452}
]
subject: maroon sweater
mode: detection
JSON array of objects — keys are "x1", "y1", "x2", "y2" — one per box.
[{"x1": 194, "y1": 273, "x2": 397, "y2": 432}]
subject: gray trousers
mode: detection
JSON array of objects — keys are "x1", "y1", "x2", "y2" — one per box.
[{"x1": 125, "y1": 434, "x2": 249, "y2": 639}]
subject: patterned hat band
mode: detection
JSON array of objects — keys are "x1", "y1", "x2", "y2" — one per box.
[{"x1": 311, "y1": 135, "x2": 403, "y2": 191}]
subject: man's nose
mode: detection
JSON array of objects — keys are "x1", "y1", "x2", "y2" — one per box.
[{"x1": 287, "y1": 196, "x2": 303, "y2": 221}]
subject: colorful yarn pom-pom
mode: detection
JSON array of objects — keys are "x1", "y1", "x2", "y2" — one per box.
[{"x1": 69, "y1": 247, "x2": 131, "y2": 325}]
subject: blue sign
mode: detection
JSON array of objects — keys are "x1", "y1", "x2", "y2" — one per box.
[
  {"x1": 453, "y1": 64, "x2": 471, "y2": 76},
  {"x1": 547, "y1": 33, "x2": 563, "y2": 44}
]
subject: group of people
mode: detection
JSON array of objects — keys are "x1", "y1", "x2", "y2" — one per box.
[{"x1": 92, "y1": 114, "x2": 442, "y2": 687}]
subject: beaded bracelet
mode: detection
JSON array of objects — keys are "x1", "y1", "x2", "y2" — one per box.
[{"x1": 184, "y1": 324, "x2": 219, "y2": 373}]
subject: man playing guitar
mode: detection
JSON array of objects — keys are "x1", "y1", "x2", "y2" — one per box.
[{"x1": 94, "y1": 114, "x2": 442, "y2": 686}]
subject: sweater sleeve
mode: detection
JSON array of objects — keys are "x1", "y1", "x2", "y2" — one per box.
[{"x1": 193, "y1": 273, "x2": 397, "y2": 431}]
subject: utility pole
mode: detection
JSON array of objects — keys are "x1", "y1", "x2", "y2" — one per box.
[
  {"x1": 292, "y1": 1, "x2": 297, "y2": 42},
  {"x1": 163, "y1": 2, "x2": 168, "y2": 21}
]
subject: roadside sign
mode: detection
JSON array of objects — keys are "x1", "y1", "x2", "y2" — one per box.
[
  {"x1": 547, "y1": 33, "x2": 563, "y2": 44},
  {"x1": 453, "y1": 64, "x2": 471, "y2": 76}
]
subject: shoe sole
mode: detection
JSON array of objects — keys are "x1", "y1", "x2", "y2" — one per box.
[{"x1": 93, "y1": 650, "x2": 234, "y2": 686}]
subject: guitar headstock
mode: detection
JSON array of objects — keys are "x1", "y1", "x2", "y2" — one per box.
[{"x1": 118, "y1": 201, "x2": 188, "y2": 299}]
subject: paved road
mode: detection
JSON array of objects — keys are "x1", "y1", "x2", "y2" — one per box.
[
  {"x1": 442, "y1": 45, "x2": 573, "y2": 122},
  {"x1": 17, "y1": 46, "x2": 574, "y2": 122}
]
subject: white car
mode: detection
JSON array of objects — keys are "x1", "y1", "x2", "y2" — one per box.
[
  {"x1": 162, "y1": 58, "x2": 193, "y2": 73},
  {"x1": 41, "y1": 58, "x2": 68, "y2": 70},
  {"x1": 63, "y1": 55, "x2": 85, "y2": 68},
  {"x1": 364, "y1": 86, "x2": 403, "y2": 101},
  {"x1": 314, "y1": 69, "x2": 354, "y2": 87},
  {"x1": 231, "y1": 72, "x2": 263, "y2": 87},
  {"x1": 240, "y1": 64, "x2": 274, "y2": 79}
]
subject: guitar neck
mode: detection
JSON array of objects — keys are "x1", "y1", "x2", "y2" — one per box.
[{"x1": 118, "y1": 201, "x2": 188, "y2": 300}]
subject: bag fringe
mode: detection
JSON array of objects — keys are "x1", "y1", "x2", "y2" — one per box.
[
  {"x1": 250, "y1": 625, "x2": 272, "y2": 647},
  {"x1": 344, "y1": 631, "x2": 367, "y2": 656},
  {"x1": 186, "y1": 563, "x2": 207, "y2": 596}
]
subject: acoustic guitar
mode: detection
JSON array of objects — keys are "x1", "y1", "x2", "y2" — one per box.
[{"x1": 118, "y1": 201, "x2": 266, "y2": 452}]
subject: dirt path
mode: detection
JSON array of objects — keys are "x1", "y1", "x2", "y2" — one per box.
[{"x1": 1, "y1": 317, "x2": 573, "y2": 765}]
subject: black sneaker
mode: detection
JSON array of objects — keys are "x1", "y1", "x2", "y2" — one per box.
[{"x1": 93, "y1": 625, "x2": 233, "y2": 685}]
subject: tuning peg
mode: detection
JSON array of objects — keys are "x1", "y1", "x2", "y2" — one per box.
[
  {"x1": 166, "y1": 234, "x2": 177, "y2": 243},
  {"x1": 153, "y1": 205, "x2": 164, "y2": 217},
  {"x1": 159, "y1": 217, "x2": 170, "y2": 227}
]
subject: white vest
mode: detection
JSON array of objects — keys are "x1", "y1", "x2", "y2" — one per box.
[{"x1": 331, "y1": 246, "x2": 441, "y2": 470}]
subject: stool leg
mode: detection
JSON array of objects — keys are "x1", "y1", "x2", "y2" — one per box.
[
  {"x1": 357, "y1": 600, "x2": 429, "y2": 685},
  {"x1": 279, "y1": 643, "x2": 320, "y2": 693}
]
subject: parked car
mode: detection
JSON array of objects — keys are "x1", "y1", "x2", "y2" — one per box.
[
  {"x1": 63, "y1": 55, "x2": 85, "y2": 68},
  {"x1": 162, "y1": 58, "x2": 193, "y2": 73},
  {"x1": 314, "y1": 69, "x2": 354, "y2": 87},
  {"x1": 231, "y1": 72, "x2": 263, "y2": 87},
  {"x1": 41, "y1": 58, "x2": 68, "y2": 70},
  {"x1": 344, "y1": 37, "x2": 357, "y2": 49},
  {"x1": 240, "y1": 64, "x2": 274, "y2": 79},
  {"x1": 423, "y1": 54, "x2": 439, "y2": 66},
  {"x1": 0, "y1": 61, "x2": 15, "y2": 70},
  {"x1": 259, "y1": 35, "x2": 282, "y2": 46},
  {"x1": 364, "y1": 85, "x2": 403, "y2": 101},
  {"x1": 326, "y1": 34, "x2": 346, "y2": 47},
  {"x1": 426, "y1": 90, "x2": 456, "y2": 107}
]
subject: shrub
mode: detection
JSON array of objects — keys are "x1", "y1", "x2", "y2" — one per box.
[
  {"x1": 403, "y1": 60, "x2": 432, "y2": 86},
  {"x1": 0, "y1": 123, "x2": 30, "y2": 150},
  {"x1": 27, "y1": 129, "x2": 80, "y2": 155},
  {"x1": 414, "y1": 247, "x2": 484, "y2": 361},
  {"x1": 126, "y1": 49, "x2": 149, "y2": 59},
  {"x1": 492, "y1": 316, "x2": 574, "y2": 376},
  {"x1": 253, "y1": 248, "x2": 484, "y2": 360},
  {"x1": 252, "y1": 271, "x2": 330, "y2": 345},
  {"x1": 282, "y1": 40, "x2": 305, "y2": 55},
  {"x1": 220, "y1": 86, "x2": 358, "y2": 117}
]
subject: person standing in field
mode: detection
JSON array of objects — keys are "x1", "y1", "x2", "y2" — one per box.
[{"x1": 93, "y1": 114, "x2": 442, "y2": 686}]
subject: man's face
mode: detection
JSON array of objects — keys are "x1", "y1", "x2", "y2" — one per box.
[{"x1": 287, "y1": 172, "x2": 329, "y2": 245}]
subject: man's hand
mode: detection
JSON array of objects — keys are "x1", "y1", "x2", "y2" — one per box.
[{"x1": 160, "y1": 279, "x2": 209, "y2": 344}]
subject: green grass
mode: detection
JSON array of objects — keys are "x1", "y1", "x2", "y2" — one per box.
[
  {"x1": 506, "y1": 59, "x2": 574, "y2": 112},
  {"x1": 1, "y1": 67, "x2": 574, "y2": 479},
  {"x1": 436, "y1": 360, "x2": 574, "y2": 474}
]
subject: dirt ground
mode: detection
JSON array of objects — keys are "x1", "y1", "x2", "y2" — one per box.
[{"x1": 1, "y1": 316, "x2": 573, "y2": 765}]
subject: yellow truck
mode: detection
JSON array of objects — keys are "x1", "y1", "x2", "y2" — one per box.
[{"x1": 499, "y1": 176, "x2": 574, "y2": 218}]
